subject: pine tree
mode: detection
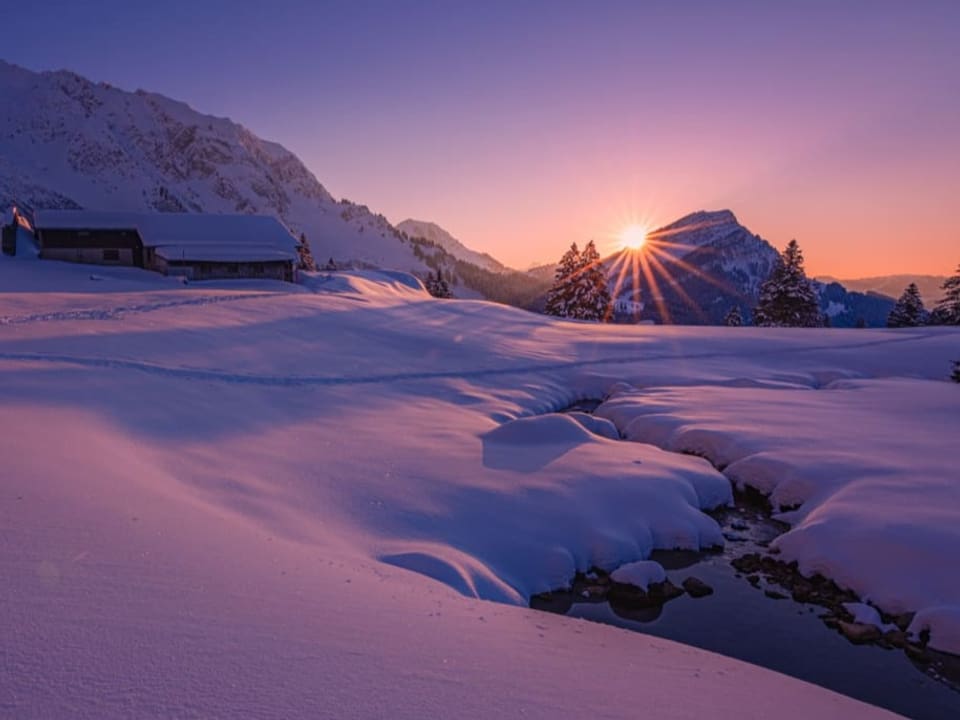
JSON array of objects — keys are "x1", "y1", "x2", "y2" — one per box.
[
  {"x1": 545, "y1": 243, "x2": 581, "y2": 317},
  {"x1": 753, "y1": 240, "x2": 821, "y2": 327},
  {"x1": 932, "y1": 264, "x2": 960, "y2": 325},
  {"x1": 324, "y1": 256, "x2": 337, "y2": 271},
  {"x1": 952, "y1": 360, "x2": 960, "y2": 383},
  {"x1": 724, "y1": 306, "x2": 743, "y2": 326},
  {"x1": 426, "y1": 267, "x2": 452, "y2": 298},
  {"x1": 570, "y1": 240, "x2": 611, "y2": 321},
  {"x1": 886, "y1": 283, "x2": 926, "y2": 327},
  {"x1": 297, "y1": 232, "x2": 317, "y2": 271}
]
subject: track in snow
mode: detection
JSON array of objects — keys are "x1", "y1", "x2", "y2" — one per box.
[{"x1": 0, "y1": 291, "x2": 288, "y2": 326}]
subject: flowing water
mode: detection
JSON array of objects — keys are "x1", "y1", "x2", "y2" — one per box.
[{"x1": 532, "y1": 504, "x2": 960, "y2": 720}]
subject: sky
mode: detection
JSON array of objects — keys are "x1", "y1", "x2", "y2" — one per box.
[{"x1": 5, "y1": 0, "x2": 959, "y2": 276}]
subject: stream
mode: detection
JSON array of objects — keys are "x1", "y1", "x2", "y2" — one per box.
[{"x1": 533, "y1": 400, "x2": 960, "y2": 720}]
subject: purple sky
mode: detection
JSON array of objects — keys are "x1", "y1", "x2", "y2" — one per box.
[{"x1": 6, "y1": 0, "x2": 959, "y2": 275}]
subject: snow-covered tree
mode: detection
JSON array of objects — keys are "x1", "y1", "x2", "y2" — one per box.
[
  {"x1": 297, "y1": 232, "x2": 317, "y2": 271},
  {"x1": 324, "y1": 256, "x2": 337, "y2": 271},
  {"x1": 886, "y1": 283, "x2": 926, "y2": 327},
  {"x1": 932, "y1": 264, "x2": 960, "y2": 325},
  {"x1": 753, "y1": 239, "x2": 821, "y2": 327},
  {"x1": 570, "y1": 240, "x2": 612, "y2": 322},
  {"x1": 544, "y1": 241, "x2": 611, "y2": 321},
  {"x1": 952, "y1": 360, "x2": 960, "y2": 384},
  {"x1": 724, "y1": 306, "x2": 743, "y2": 326},
  {"x1": 544, "y1": 243, "x2": 581, "y2": 317},
  {"x1": 425, "y1": 267, "x2": 452, "y2": 299}
]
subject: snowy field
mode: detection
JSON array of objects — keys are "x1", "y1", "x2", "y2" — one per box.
[{"x1": 2, "y1": 258, "x2": 957, "y2": 719}]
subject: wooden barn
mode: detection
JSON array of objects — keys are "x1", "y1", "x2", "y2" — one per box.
[{"x1": 29, "y1": 210, "x2": 299, "y2": 282}]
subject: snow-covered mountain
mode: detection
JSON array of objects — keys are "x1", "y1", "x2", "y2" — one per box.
[
  {"x1": 396, "y1": 219, "x2": 510, "y2": 273},
  {"x1": 604, "y1": 210, "x2": 893, "y2": 326},
  {"x1": 0, "y1": 60, "x2": 429, "y2": 274},
  {"x1": 817, "y1": 274, "x2": 948, "y2": 305}
]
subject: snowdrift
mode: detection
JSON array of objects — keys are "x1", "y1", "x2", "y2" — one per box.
[{"x1": 4, "y1": 258, "x2": 952, "y2": 718}]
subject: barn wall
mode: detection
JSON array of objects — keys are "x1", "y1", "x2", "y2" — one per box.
[
  {"x1": 37, "y1": 228, "x2": 144, "y2": 267},
  {"x1": 164, "y1": 260, "x2": 293, "y2": 281},
  {"x1": 41, "y1": 247, "x2": 137, "y2": 266}
]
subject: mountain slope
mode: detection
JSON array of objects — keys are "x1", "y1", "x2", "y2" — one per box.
[
  {"x1": 603, "y1": 210, "x2": 893, "y2": 326},
  {"x1": 817, "y1": 275, "x2": 948, "y2": 305},
  {"x1": 397, "y1": 219, "x2": 509, "y2": 273},
  {"x1": 0, "y1": 60, "x2": 428, "y2": 274}
]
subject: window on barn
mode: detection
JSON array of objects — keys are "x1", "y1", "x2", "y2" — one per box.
[{"x1": 103, "y1": 249, "x2": 120, "y2": 261}]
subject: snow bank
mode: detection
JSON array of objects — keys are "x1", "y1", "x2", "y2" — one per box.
[
  {"x1": 595, "y1": 378, "x2": 960, "y2": 653},
  {"x1": 910, "y1": 607, "x2": 960, "y2": 654}
]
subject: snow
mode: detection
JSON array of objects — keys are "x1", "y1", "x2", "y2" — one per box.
[
  {"x1": 2, "y1": 255, "x2": 951, "y2": 718},
  {"x1": 397, "y1": 218, "x2": 509, "y2": 273},
  {"x1": 842, "y1": 603, "x2": 897, "y2": 633},
  {"x1": 910, "y1": 607, "x2": 960, "y2": 654},
  {"x1": 594, "y1": 373, "x2": 960, "y2": 653},
  {"x1": 610, "y1": 560, "x2": 668, "y2": 589}
]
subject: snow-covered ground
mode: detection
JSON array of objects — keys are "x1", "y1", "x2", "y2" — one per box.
[{"x1": 3, "y1": 256, "x2": 956, "y2": 718}]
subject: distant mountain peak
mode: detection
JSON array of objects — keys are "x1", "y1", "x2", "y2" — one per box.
[
  {"x1": 654, "y1": 209, "x2": 740, "y2": 239},
  {"x1": 396, "y1": 219, "x2": 510, "y2": 273}
]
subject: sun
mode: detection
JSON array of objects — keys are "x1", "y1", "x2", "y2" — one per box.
[{"x1": 619, "y1": 224, "x2": 648, "y2": 250}]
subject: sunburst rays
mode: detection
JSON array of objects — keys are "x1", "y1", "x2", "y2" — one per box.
[{"x1": 602, "y1": 215, "x2": 744, "y2": 323}]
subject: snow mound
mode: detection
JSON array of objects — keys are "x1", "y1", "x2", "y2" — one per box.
[
  {"x1": 565, "y1": 411, "x2": 621, "y2": 439},
  {"x1": 611, "y1": 560, "x2": 667, "y2": 589},
  {"x1": 300, "y1": 269, "x2": 429, "y2": 298},
  {"x1": 909, "y1": 606, "x2": 960, "y2": 654},
  {"x1": 482, "y1": 413, "x2": 597, "y2": 446},
  {"x1": 842, "y1": 603, "x2": 897, "y2": 633}
]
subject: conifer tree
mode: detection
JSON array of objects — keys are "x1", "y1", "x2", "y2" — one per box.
[
  {"x1": 753, "y1": 240, "x2": 821, "y2": 327},
  {"x1": 426, "y1": 267, "x2": 453, "y2": 298},
  {"x1": 886, "y1": 283, "x2": 926, "y2": 327},
  {"x1": 297, "y1": 232, "x2": 317, "y2": 271},
  {"x1": 571, "y1": 240, "x2": 612, "y2": 322},
  {"x1": 724, "y1": 306, "x2": 743, "y2": 326},
  {"x1": 932, "y1": 264, "x2": 960, "y2": 325},
  {"x1": 952, "y1": 360, "x2": 960, "y2": 384},
  {"x1": 545, "y1": 243, "x2": 581, "y2": 317}
]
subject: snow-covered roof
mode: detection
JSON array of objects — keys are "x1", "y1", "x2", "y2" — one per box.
[
  {"x1": 33, "y1": 210, "x2": 298, "y2": 261},
  {"x1": 156, "y1": 244, "x2": 297, "y2": 263}
]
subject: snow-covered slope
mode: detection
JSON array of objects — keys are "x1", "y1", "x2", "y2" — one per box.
[
  {"x1": 2, "y1": 255, "x2": 957, "y2": 718},
  {"x1": 397, "y1": 218, "x2": 510, "y2": 272},
  {"x1": 0, "y1": 60, "x2": 427, "y2": 273}
]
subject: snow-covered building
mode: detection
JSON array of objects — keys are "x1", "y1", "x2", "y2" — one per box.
[{"x1": 26, "y1": 209, "x2": 299, "y2": 281}]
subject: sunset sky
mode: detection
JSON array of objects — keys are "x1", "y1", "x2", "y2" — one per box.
[{"x1": 7, "y1": 0, "x2": 959, "y2": 276}]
